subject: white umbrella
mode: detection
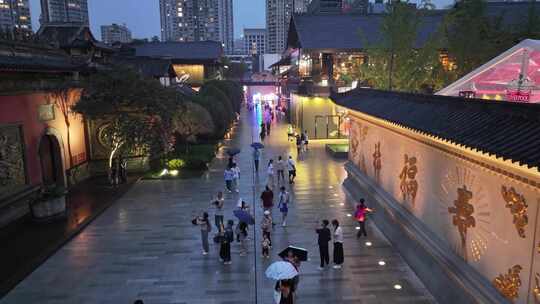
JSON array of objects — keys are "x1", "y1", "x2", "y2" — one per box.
[{"x1": 265, "y1": 261, "x2": 298, "y2": 280}]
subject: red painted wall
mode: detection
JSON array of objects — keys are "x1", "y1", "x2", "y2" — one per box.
[{"x1": 0, "y1": 91, "x2": 87, "y2": 186}]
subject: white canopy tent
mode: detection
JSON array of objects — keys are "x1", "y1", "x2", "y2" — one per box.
[{"x1": 437, "y1": 39, "x2": 540, "y2": 103}]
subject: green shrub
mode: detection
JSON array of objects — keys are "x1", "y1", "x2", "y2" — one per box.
[{"x1": 167, "y1": 158, "x2": 186, "y2": 170}]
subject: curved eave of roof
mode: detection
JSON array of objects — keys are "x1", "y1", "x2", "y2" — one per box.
[{"x1": 331, "y1": 88, "x2": 540, "y2": 173}]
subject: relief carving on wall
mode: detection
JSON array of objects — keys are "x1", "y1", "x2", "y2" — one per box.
[
  {"x1": 438, "y1": 166, "x2": 491, "y2": 262},
  {"x1": 501, "y1": 186, "x2": 528, "y2": 238},
  {"x1": 533, "y1": 273, "x2": 540, "y2": 304},
  {"x1": 448, "y1": 185, "x2": 476, "y2": 261},
  {"x1": 349, "y1": 121, "x2": 368, "y2": 173},
  {"x1": 0, "y1": 125, "x2": 26, "y2": 197},
  {"x1": 399, "y1": 154, "x2": 418, "y2": 207},
  {"x1": 493, "y1": 265, "x2": 522, "y2": 303},
  {"x1": 372, "y1": 142, "x2": 381, "y2": 183}
]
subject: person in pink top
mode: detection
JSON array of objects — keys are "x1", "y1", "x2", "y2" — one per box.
[{"x1": 355, "y1": 198, "x2": 374, "y2": 239}]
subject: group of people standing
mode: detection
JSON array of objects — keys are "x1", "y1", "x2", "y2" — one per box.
[
  {"x1": 258, "y1": 154, "x2": 297, "y2": 185},
  {"x1": 315, "y1": 219, "x2": 344, "y2": 270}
]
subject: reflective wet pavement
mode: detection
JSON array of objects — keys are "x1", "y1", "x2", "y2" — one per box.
[
  {"x1": 0, "y1": 109, "x2": 436, "y2": 304},
  {"x1": 0, "y1": 175, "x2": 139, "y2": 297}
]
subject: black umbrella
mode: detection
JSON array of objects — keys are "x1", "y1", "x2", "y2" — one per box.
[
  {"x1": 251, "y1": 142, "x2": 265, "y2": 149},
  {"x1": 279, "y1": 246, "x2": 308, "y2": 262},
  {"x1": 225, "y1": 148, "x2": 241, "y2": 156}
]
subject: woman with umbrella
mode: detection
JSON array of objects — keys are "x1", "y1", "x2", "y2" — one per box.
[{"x1": 266, "y1": 261, "x2": 298, "y2": 304}]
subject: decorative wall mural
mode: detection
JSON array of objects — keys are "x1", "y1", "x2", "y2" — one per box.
[
  {"x1": 501, "y1": 186, "x2": 528, "y2": 238},
  {"x1": 438, "y1": 166, "x2": 491, "y2": 262},
  {"x1": 399, "y1": 154, "x2": 418, "y2": 207},
  {"x1": 0, "y1": 125, "x2": 26, "y2": 197},
  {"x1": 493, "y1": 265, "x2": 522, "y2": 302},
  {"x1": 448, "y1": 185, "x2": 476, "y2": 261},
  {"x1": 534, "y1": 273, "x2": 540, "y2": 304},
  {"x1": 372, "y1": 142, "x2": 381, "y2": 183},
  {"x1": 349, "y1": 120, "x2": 368, "y2": 173}
]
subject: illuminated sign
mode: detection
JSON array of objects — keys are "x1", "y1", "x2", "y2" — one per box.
[{"x1": 506, "y1": 90, "x2": 530, "y2": 103}]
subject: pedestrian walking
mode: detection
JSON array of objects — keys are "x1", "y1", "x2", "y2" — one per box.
[
  {"x1": 261, "y1": 123, "x2": 266, "y2": 141},
  {"x1": 332, "y1": 219, "x2": 344, "y2": 268},
  {"x1": 262, "y1": 233, "x2": 271, "y2": 258},
  {"x1": 355, "y1": 198, "x2": 374, "y2": 238},
  {"x1": 278, "y1": 186, "x2": 290, "y2": 227},
  {"x1": 300, "y1": 132, "x2": 306, "y2": 153},
  {"x1": 232, "y1": 163, "x2": 240, "y2": 193},
  {"x1": 303, "y1": 130, "x2": 309, "y2": 151},
  {"x1": 295, "y1": 135, "x2": 302, "y2": 155},
  {"x1": 236, "y1": 199, "x2": 250, "y2": 242},
  {"x1": 224, "y1": 166, "x2": 234, "y2": 193},
  {"x1": 253, "y1": 148, "x2": 261, "y2": 173},
  {"x1": 220, "y1": 220, "x2": 234, "y2": 264},
  {"x1": 262, "y1": 210, "x2": 273, "y2": 248},
  {"x1": 212, "y1": 191, "x2": 224, "y2": 230},
  {"x1": 287, "y1": 125, "x2": 295, "y2": 142},
  {"x1": 287, "y1": 156, "x2": 296, "y2": 184},
  {"x1": 274, "y1": 279, "x2": 294, "y2": 304},
  {"x1": 276, "y1": 156, "x2": 285, "y2": 184},
  {"x1": 267, "y1": 159, "x2": 275, "y2": 187},
  {"x1": 195, "y1": 212, "x2": 211, "y2": 255},
  {"x1": 261, "y1": 185, "x2": 274, "y2": 212},
  {"x1": 237, "y1": 222, "x2": 248, "y2": 256},
  {"x1": 316, "y1": 219, "x2": 331, "y2": 270}
]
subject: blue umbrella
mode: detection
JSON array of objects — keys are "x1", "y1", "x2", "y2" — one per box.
[
  {"x1": 226, "y1": 148, "x2": 241, "y2": 156},
  {"x1": 265, "y1": 261, "x2": 298, "y2": 280},
  {"x1": 251, "y1": 142, "x2": 265, "y2": 149},
  {"x1": 233, "y1": 209, "x2": 255, "y2": 225}
]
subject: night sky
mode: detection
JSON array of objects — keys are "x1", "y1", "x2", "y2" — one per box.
[{"x1": 29, "y1": 0, "x2": 451, "y2": 40}]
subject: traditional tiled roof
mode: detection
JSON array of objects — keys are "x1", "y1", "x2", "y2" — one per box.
[
  {"x1": 112, "y1": 56, "x2": 173, "y2": 78},
  {"x1": 288, "y1": 2, "x2": 540, "y2": 52},
  {"x1": 37, "y1": 23, "x2": 113, "y2": 51},
  {"x1": 133, "y1": 41, "x2": 223, "y2": 61},
  {"x1": 331, "y1": 88, "x2": 540, "y2": 171},
  {"x1": 287, "y1": 13, "x2": 444, "y2": 51},
  {"x1": 0, "y1": 41, "x2": 85, "y2": 73}
]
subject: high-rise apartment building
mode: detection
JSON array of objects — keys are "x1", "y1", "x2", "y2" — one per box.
[
  {"x1": 0, "y1": 0, "x2": 32, "y2": 33},
  {"x1": 218, "y1": 0, "x2": 233, "y2": 54},
  {"x1": 40, "y1": 0, "x2": 89, "y2": 25},
  {"x1": 266, "y1": 0, "x2": 309, "y2": 54},
  {"x1": 160, "y1": 0, "x2": 233, "y2": 54},
  {"x1": 101, "y1": 23, "x2": 132, "y2": 45},
  {"x1": 244, "y1": 28, "x2": 266, "y2": 56}
]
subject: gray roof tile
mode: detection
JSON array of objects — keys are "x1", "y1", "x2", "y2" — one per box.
[{"x1": 331, "y1": 88, "x2": 540, "y2": 171}]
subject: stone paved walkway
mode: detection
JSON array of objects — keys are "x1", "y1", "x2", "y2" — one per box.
[{"x1": 0, "y1": 109, "x2": 436, "y2": 304}]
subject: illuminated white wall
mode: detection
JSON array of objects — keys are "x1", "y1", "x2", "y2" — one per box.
[{"x1": 348, "y1": 112, "x2": 540, "y2": 303}]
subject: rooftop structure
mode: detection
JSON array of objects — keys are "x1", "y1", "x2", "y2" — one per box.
[
  {"x1": 101, "y1": 23, "x2": 132, "y2": 45},
  {"x1": 40, "y1": 0, "x2": 89, "y2": 26}
]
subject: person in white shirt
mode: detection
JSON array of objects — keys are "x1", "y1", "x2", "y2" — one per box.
[
  {"x1": 224, "y1": 166, "x2": 234, "y2": 193},
  {"x1": 287, "y1": 156, "x2": 296, "y2": 184},
  {"x1": 232, "y1": 163, "x2": 240, "y2": 193},
  {"x1": 267, "y1": 159, "x2": 275, "y2": 188},
  {"x1": 212, "y1": 191, "x2": 225, "y2": 230},
  {"x1": 331, "y1": 219, "x2": 344, "y2": 269}
]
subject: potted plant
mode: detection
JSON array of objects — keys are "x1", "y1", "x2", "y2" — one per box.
[{"x1": 30, "y1": 185, "x2": 67, "y2": 221}]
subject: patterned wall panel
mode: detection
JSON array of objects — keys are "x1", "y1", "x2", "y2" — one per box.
[
  {"x1": 347, "y1": 116, "x2": 540, "y2": 303},
  {"x1": 0, "y1": 125, "x2": 27, "y2": 199}
]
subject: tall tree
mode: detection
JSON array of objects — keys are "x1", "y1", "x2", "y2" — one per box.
[
  {"x1": 46, "y1": 83, "x2": 79, "y2": 172},
  {"x1": 74, "y1": 67, "x2": 174, "y2": 179},
  {"x1": 443, "y1": 0, "x2": 504, "y2": 77},
  {"x1": 358, "y1": 1, "x2": 447, "y2": 92}
]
